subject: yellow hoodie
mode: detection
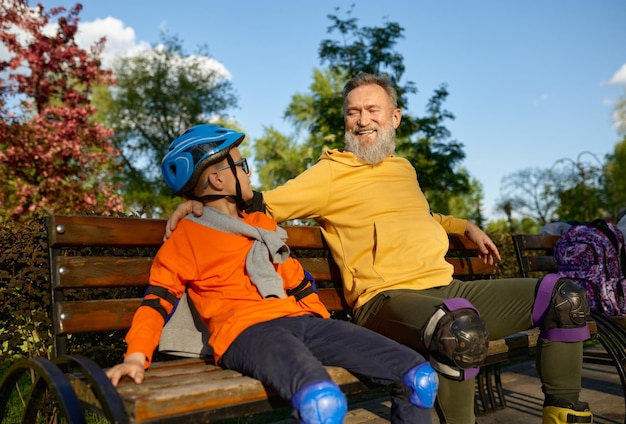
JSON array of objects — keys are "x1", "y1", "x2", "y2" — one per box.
[{"x1": 263, "y1": 149, "x2": 468, "y2": 310}]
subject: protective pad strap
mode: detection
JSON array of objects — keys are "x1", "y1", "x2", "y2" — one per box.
[
  {"x1": 532, "y1": 273, "x2": 560, "y2": 325},
  {"x1": 443, "y1": 298, "x2": 479, "y2": 314},
  {"x1": 141, "y1": 285, "x2": 180, "y2": 323}
]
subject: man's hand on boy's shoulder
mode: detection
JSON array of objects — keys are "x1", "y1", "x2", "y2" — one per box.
[{"x1": 164, "y1": 200, "x2": 204, "y2": 241}]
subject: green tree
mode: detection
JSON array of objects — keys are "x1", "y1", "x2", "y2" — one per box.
[
  {"x1": 255, "y1": 7, "x2": 469, "y2": 214},
  {"x1": 604, "y1": 92, "x2": 626, "y2": 216},
  {"x1": 100, "y1": 32, "x2": 239, "y2": 216},
  {"x1": 0, "y1": 1, "x2": 123, "y2": 219},
  {"x1": 604, "y1": 137, "x2": 626, "y2": 216},
  {"x1": 551, "y1": 153, "x2": 607, "y2": 222},
  {"x1": 497, "y1": 167, "x2": 560, "y2": 226},
  {"x1": 448, "y1": 177, "x2": 485, "y2": 227},
  {"x1": 255, "y1": 127, "x2": 311, "y2": 190}
]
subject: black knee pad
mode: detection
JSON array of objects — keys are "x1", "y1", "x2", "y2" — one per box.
[
  {"x1": 532, "y1": 274, "x2": 590, "y2": 342},
  {"x1": 422, "y1": 298, "x2": 489, "y2": 380}
]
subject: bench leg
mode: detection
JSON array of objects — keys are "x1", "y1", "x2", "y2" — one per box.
[
  {"x1": 474, "y1": 364, "x2": 507, "y2": 416},
  {"x1": 487, "y1": 364, "x2": 506, "y2": 411},
  {"x1": 474, "y1": 369, "x2": 490, "y2": 416},
  {"x1": 590, "y1": 312, "x2": 626, "y2": 424}
]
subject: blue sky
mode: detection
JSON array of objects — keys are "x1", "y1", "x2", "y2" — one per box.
[{"x1": 41, "y1": 0, "x2": 626, "y2": 220}]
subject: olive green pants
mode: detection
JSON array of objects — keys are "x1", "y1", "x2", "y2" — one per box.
[{"x1": 353, "y1": 278, "x2": 584, "y2": 424}]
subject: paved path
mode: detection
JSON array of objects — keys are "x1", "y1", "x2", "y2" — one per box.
[{"x1": 342, "y1": 345, "x2": 624, "y2": 423}]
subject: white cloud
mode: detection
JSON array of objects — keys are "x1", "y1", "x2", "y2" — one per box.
[
  {"x1": 533, "y1": 93, "x2": 550, "y2": 106},
  {"x1": 1, "y1": 11, "x2": 231, "y2": 85},
  {"x1": 609, "y1": 63, "x2": 626, "y2": 86},
  {"x1": 73, "y1": 17, "x2": 230, "y2": 78},
  {"x1": 78, "y1": 17, "x2": 150, "y2": 65}
]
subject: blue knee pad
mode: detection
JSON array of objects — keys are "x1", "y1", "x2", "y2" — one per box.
[
  {"x1": 402, "y1": 363, "x2": 439, "y2": 409},
  {"x1": 291, "y1": 381, "x2": 347, "y2": 424}
]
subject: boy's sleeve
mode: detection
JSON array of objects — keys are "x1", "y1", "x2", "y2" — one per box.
[
  {"x1": 124, "y1": 303, "x2": 172, "y2": 368},
  {"x1": 123, "y1": 229, "x2": 193, "y2": 368}
]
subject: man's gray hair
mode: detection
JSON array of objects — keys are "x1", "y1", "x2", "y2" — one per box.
[{"x1": 343, "y1": 72, "x2": 398, "y2": 110}]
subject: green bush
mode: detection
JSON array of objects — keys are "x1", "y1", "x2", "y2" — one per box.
[
  {"x1": 0, "y1": 214, "x2": 51, "y2": 363},
  {"x1": 0, "y1": 214, "x2": 138, "y2": 369}
]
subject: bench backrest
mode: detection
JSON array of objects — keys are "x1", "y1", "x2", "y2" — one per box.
[
  {"x1": 47, "y1": 215, "x2": 497, "y2": 357},
  {"x1": 511, "y1": 234, "x2": 560, "y2": 278}
]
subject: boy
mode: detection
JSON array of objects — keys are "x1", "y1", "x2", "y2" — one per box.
[{"x1": 106, "y1": 124, "x2": 438, "y2": 424}]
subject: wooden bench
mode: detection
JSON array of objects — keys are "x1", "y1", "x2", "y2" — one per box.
[
  {"x1": 0, "y1": 215, "x2": 594, "y2": 423},
  {"x1": 512, "y1": 233, "x2": 626, "y2": 423}
]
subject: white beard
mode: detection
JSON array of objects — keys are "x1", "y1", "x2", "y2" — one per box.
[{"x1": 345, "y1": 123, "x2": 396, "y2": 165}]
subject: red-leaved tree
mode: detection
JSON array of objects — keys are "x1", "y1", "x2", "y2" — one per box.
[{"x1": 0, "y1": 1, "x2": 124, "y2": 219}]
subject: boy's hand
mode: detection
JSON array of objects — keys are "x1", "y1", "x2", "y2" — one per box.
[
  {"x1": 106, "y1": 352, "x2": 147, "y2": 387},
  {"x1": 164, "y1": 200, "x2": 204, "y2": 241}
]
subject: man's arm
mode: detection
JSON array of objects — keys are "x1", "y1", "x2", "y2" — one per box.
[
  {"x1": 164, "y1": 200, "x2": 203, "y2": 241},
  {"x1": 164, "y1": 191, "x2": 266, "y2": 241}
]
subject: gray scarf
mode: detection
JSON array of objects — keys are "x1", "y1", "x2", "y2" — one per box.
[{"x1": 187, "y1": 207, "x2": 290, "y2": 298}]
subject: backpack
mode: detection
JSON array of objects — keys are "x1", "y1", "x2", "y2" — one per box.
[{"x1": 554, "y1": 218, "x2": 626, "y2": 316}]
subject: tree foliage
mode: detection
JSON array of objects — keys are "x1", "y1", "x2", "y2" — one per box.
[
  {"x1": 498, "y1": 148, "x2": 619, "y2": 228},
  {"x1": 497, "y1": 167, "x2": 560, "y2": 226},
  {"x1": 0, "y1": 1, "x2": 123, "y2": 219},
  {"x1": 602, "y1": 136, "x2": 626, "y2": 217},
  {"x1": 255, "y1": 7, "x2": 469, "y2": 213},
  {"x1": 100, "y1": 32, "x2": 239, "y2": 216}
]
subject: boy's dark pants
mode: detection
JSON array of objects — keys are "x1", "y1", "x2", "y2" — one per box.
[{"x1": 220, "y1": 314, "x2": 432, "y2": 423}]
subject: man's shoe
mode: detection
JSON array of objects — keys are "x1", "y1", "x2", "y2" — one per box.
[{"x1": 543, "y1": 398, "x2": 593, "y2": 423}]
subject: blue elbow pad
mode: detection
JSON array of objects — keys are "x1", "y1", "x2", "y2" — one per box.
[
  {"x1": 292, "y1": 381, "x2": 347, "y2": 424},
  {"x1": 402, "y1": 363, "x2": 439, "y2": 409},
  {"x1": 304, "y1": 269, "x2": 317, "y2": 293}
]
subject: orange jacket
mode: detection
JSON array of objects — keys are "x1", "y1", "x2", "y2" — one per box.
[{"x1": 125, "y1": 212, "x2": 329, "y2": 365}]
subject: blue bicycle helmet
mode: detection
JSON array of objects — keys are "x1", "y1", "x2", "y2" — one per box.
[{"x1": 161, "y1": 124, "x2": 245, "y2": 196}]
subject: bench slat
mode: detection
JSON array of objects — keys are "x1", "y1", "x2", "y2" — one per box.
[
  {"x1": 518, "y1": 256, "x2": 557, "y2": 276},
  {"x1": 53, "y1": 256, "x2": 153, "y2": 289},
  {"x1": 49, "y1": 215, "x2": 166, "y2": 247},
  {"x1": 54, "y1": 292, "x2": 350, "y2": 335},
  {"x1": 51, "y1": 252, "x2": 494, "y2": 289},
  {"x1": 446, "y1": 257, "x2": 496, "y2": 278},
  {"x1": 69, "y1": 361, "x2": 368, "y2": 423},
  {"x1": 54, "y1": 299, "x2": 140, "y2": 334}
]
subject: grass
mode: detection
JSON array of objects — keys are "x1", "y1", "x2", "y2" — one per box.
[{"x1": 0, "y1": 360, "x2": 109, "y2": 424}]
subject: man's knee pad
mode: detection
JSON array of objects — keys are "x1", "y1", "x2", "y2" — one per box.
[
  {"x1": 291, "y1": 381, "x2": 347, "y2": 424},
  {"x1": 422, "y1": 298, "x2": 489, "y2": 380},
  {"x1": 532, "y1": 274, "x2": 590, "y2": 342},
  {"x1": 402, "y1": 362, "x2": 439, "y2": 408}
]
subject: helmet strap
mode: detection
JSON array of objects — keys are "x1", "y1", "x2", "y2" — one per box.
[
  {"x1": 190, "y1": 153, "x2": 247, "y2": 210},
  {"x1": 221, "y1": 154, "x2": 248, "y2": 210}
]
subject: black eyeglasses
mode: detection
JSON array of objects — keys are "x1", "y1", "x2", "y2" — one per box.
[{"x1": 215, "y1": 158, "x2": 250, "y2": 174}]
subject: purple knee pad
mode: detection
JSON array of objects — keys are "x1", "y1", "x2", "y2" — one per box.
[{"x1": 532, "y1": 274, "x2": 590, "y2": 342}]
